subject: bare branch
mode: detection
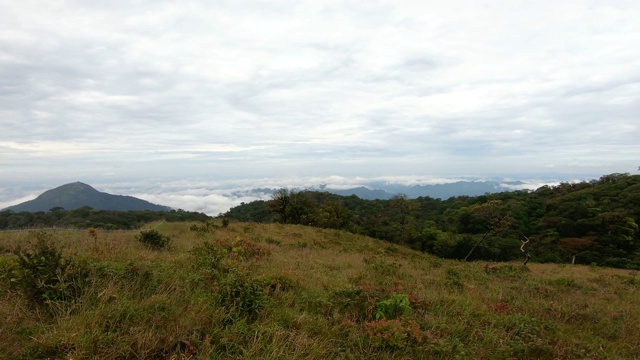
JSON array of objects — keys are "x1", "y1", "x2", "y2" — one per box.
[{"x1": 521, "y1": 235, "x2": 532, "y2": 266}]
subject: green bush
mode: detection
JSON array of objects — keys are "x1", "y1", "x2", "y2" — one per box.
[
  {"x1": 0, "y1": 256, "x2": 15, "y2": 289},
  {"x1": 9, "y1": 232, "x2": 90, "y2": 307},
  {"x1": 228, "y1": 236, "x2": 270, "y2": 260},
  {"x1": 218, "y1": 270, "x2": 268, "y2": 321},
  {"x1": 190, "y1": 239, "x2": 271, "y2": 321},
  {"x1": 136, "y1": 229, "x2": 172, "y2": 250},
  {"x1": 375, "y1": 292, "x2": 412, "y2": 320},
  {"x1": 190, "y1": 240, "x2": 229, "y2": 277},
  {"x1": 190, "y1": 221, "x2": 220, "y2": 237}
]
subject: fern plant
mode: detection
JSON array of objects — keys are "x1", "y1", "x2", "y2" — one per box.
[{"x1": 375, "y1": 292, "x2": 412, "y2": 320}]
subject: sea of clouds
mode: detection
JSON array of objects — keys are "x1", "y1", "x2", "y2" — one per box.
[{"x1": 1, "y1": 175, "x2": 584, "y2": 216}]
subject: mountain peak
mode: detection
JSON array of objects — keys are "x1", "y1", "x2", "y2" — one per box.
[
  {"x1": 51, "y1": 181, "x2": 98, "y2": 192},
  {"x1": 5, "y1": 182, "x2": 171, "y2": 212}
]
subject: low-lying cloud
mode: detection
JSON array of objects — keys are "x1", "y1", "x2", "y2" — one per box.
[{"x1": 1, "y1": 175, "x2": 581, "y2": 216}]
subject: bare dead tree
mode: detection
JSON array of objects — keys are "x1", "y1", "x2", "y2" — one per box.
[{"x1": 521, "y1": 235, "x2": 532, "y2": 266}]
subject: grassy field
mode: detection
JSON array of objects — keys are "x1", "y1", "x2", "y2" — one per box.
[{"x1": 1, "y1": 221, "x2": 639, "y2": 359}]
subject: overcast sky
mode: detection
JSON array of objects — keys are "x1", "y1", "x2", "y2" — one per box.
[{"x1": 1, "y1": 1, "x2": 639, "y2": 212}]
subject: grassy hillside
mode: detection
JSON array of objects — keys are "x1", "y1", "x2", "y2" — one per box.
[{"x1": 1, "y1": 221, "x2": 639, "y2": 359}]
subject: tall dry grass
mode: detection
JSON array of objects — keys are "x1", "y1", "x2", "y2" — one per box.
[{"x1": 0, "y1": 221, "x2": 639, "y2": 359}]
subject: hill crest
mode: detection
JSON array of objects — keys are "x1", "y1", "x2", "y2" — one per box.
[{"x1": 5, "y1": 182, "x2": 171, "y2": 212}]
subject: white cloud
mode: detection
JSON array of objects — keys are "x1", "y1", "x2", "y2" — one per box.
[
  {"x1": 0, "y1": 193, "x2": 39, "y2": 210},
  {"x1": 0, "y1": 0, "x2": 638, "y2": 200}
]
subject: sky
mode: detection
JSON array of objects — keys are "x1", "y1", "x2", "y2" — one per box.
[{"x1": 1, "y1": 1, "x2": 639, "y2": 214}]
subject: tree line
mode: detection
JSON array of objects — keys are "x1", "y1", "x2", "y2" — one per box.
[
  {"x1": 222, "y1": 173, "x2": 640, "y2": 269},
  {"x1": 0, "y1": 207, "x2": 210, "y2": 230}
]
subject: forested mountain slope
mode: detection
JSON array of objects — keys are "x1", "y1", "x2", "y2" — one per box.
[{"x1": 223, "y1": 173, "x2": 640, "y2": 268}]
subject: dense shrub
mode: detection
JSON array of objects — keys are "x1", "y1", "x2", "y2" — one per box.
[
  {"x1": 9, "y1": 232, "x2": 90, "y2": 308},
  {"x1": 190, "y1": 221, "x2": 220, "y2": 238},
  {"x1": 190, "y1": 237, "x2": 272, "y2": 322},
  {"x1": 136, "y1": 229, "x2": 172, "y2": 250},
  {"x1": 190, "y1": 240, "x2": 228, "y2": 275},
  {"x1": 217, "y1": 270, "x2": 268, "y2": 321}
]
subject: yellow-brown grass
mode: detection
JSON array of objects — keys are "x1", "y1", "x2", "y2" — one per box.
[{"x1": 1, "y1": 221, "x2": 639, "y2": 359}]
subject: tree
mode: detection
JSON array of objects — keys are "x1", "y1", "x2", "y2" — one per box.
[
  {"x1": 462, "y1": 200, "x2": 515, "y2": 261},
  {"x1": 315, "y1": 201, "x2": 352, "y2": 229},
  {"x1": 596, "y1": 212, "x2": 638, "y2": 252},
  {"x1": 558, "y1": 237, "x2": 597, "y2": 264},
  {"x1": 412, "y1": 227, "x2": 445, "y2": 252},
  {"x1": 387, "y1": 195, "x2": 419, "y2": 244},
  {"x1": 269, "y1": 189, "x2": 291, "y2": 224},
  {"x1": 287, "y1": 191, "x2": 315, "y2": 225}
]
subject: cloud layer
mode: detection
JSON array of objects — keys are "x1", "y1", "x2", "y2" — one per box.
[
  {"x1": 0, "y1": 175, "x2": 571, "y2": 216},
  {"x1": 1, "y1": 1, "x2": 639, "y2": 204}
]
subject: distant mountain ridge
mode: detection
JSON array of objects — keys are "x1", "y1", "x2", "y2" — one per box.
[
  {"x1": 378, "y1": 181, "x2": 512, "y2": 199},
  {"x1": 4, "y1": 182, "x2": 171, "y2": 212},
  {"x1": 326, "y1": 186, "x2": 397, "y2": 200},
  {"x1": 231, "y1": 181, "x2": 519, "y2": 201},
  {"x1": 319, "y1": 181, "x2": 516, "y2": 200}
]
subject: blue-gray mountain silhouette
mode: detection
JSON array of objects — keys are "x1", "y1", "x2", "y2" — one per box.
[
  {"x1": 324, "y1": 181, "x2": 515, "y2": 200},
  {"x1": 5, "y1": 182, "x2": 171, "y2": 212}
]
